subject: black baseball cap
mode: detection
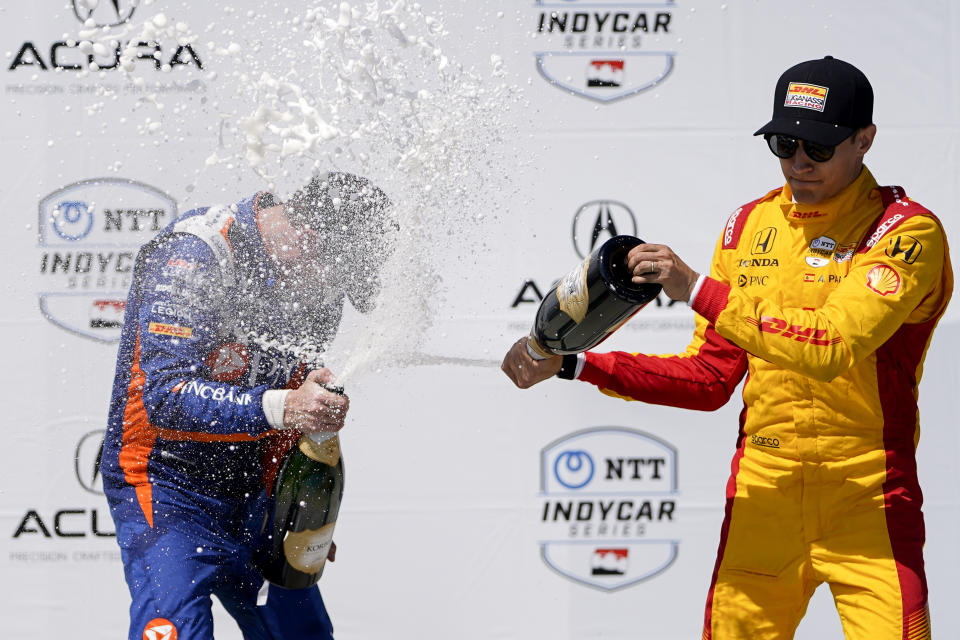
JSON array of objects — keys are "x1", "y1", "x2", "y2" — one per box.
[{"x1": 754, "y1": 56, "x2": 873, "y2": 146}]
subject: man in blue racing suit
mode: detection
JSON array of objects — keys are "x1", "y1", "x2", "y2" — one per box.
[{"x1": 101, "y1": 173, "x2": 393, "y2": 639}]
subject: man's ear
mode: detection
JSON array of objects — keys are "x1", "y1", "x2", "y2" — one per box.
[{"x1": 855, "y1": 124, "x2": 877, "y2": 156}]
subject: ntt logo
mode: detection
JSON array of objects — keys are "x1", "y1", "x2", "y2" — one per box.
[
  {"x1": 554, "y1": 450, "x2": 595, "y2": 489},
  {"x1": 538, "y1": 427, "x2": 680, "y2": 591}
]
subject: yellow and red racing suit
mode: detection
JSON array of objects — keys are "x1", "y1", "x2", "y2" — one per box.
[{"x1": 578, "y1": 168, "x2": 952, "y2": 639}]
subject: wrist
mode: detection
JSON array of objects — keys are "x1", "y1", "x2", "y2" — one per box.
[
  {"x1": 686, "y1": 273, "x2": 706, "y2": 308},
  {"x1": 556, "y1": 353, "x2": 584, "y2": 380},
  {"x1": 262, "y1": 389, "x2": 292, "y2": 430}
]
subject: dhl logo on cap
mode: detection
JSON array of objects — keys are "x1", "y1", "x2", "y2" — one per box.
[{"x1": 784, "y1": 82, "x2": 828, "y2": 112}]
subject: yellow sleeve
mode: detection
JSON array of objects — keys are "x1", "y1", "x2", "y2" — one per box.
[{"x1": 691, "y1": 214, "x2": 950, "y2": 382}]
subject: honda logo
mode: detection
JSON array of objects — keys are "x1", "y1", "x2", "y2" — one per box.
[
  {"x1": 751, "y1": 227, "x2": 777, "y2": 255},
  {"x1": 885, "y1": 235, "x2": 922, "y2": 265}
]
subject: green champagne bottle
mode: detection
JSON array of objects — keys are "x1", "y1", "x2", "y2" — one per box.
[{"x1": 259, "y1": 428, "x2": 345, "y2": 589}]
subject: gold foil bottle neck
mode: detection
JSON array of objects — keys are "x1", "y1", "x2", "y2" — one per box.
[{"x1": 298, "y1": 434, "x2": 341, "y2": 466}]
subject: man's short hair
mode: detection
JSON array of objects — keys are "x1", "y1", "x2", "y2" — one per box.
[{"x1": 285, "y1": 172, "x2": 395, "y2": 240}]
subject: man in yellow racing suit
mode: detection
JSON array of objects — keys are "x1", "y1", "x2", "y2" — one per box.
[{"x1": 502, "y1": 56, "x2": 952, "y2": 639}]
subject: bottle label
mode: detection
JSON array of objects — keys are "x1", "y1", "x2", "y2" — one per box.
[
  {"x1": 283, "y1": 522, "x2": 336, "y2": 574},
  {"x1": 556, "y1": 258, "x2": 590, "y2": 324}
]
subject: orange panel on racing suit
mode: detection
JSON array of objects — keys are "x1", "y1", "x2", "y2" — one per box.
[{"x1": 578, "y1": 167, "x2": 952, "y2": 639}]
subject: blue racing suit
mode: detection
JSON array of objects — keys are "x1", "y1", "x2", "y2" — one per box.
[{"x1": 102, "y1": 192, "x2": 345, "y2": 640}]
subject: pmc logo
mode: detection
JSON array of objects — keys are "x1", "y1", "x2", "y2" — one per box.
[
  {"x1": 572, "y1": 200, "x2": 637, "y2": 258},
  {"x1": 72, "y1": 0, "x2": 136, "y2": 27}
]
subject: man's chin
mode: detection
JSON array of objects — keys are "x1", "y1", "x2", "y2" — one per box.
[{"x1": 789, "y1": 184, "x2": 824, "y2": 205}]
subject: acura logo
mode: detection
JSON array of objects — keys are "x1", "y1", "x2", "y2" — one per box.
[
  {"x1": 72, "y1": 0, "x2": 136, "y2": 27},
  {"x1": 572, "y1": 200, "x2": 637, "y2": 258},
  {"x1": 74, "y1": 429, "x2": 105, "y2": 495}
]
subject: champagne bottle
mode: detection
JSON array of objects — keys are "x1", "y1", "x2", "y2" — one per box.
[
  {"x1": 527, "y1": 235, "x2": 661, "y2": 358},
  {"x1": 259, "y1": 387, "x2": 345, "y2": 590}
]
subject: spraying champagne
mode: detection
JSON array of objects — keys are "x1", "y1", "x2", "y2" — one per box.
[{"x1": 526, "y1": 235, "x2": 662, "y2": 359}]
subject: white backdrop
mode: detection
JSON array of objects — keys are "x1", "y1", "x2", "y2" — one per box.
[{"x1": 2, "y1": 1, "x2": 959, "y2": 638}]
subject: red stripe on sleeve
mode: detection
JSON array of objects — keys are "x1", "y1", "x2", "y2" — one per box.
[
  {"x1": 580, "y1": 325, "x2": 746, "y2": 411},
  {"x1": 691, "y1": 277, "x2": 731, "y2": 325}
]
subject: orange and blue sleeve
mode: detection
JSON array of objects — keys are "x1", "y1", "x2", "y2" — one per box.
[{"x1": 132, "y1": 234, "x2": 273, "y2": 437}]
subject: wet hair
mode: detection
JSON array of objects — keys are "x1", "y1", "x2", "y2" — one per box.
[{"x1": 285, "y1": 172, "x2": 395, "y2": 239}]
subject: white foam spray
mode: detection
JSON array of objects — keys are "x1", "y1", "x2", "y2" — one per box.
[{"x1": 77, "y1": 1, "x2": 525, "y2": 384}]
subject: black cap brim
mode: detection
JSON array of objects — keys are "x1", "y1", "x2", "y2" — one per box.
[{"x1": 754, "y1": 117, "x2": 854, "y2": 146}]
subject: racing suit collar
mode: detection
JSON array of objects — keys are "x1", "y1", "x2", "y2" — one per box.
[
  {"x1": 233, "y1": 191, "x2": 279, "y2": 289},
  {"x1": 778, "y1": 166, "x2": 879, "y2": 225}
]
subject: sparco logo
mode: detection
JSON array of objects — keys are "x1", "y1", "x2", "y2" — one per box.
[
  {"x1": 72, "y1": 0, "x2": 137, "y2": 27},
  {"x1": 865, "y1": 213, "x2": 905, "y2": 249},
  {"x1": 572, "y1": 200, "x2": 637, "y2": 258},
  {"x1": 37, "y1": 178, "x2": 177, "y2": 342},
  {"x1": 723, "y1": 207, "x2": 743, "y2": 247},
  {"x1": 538, "y1": 427, "x2": 678, "y2": 591},
  {"x1": 531, "y1": 0, "x2": 677, "y2": 103},
  {"x1": 750, "y1": 434, "x2": 780, "y2": 449}
]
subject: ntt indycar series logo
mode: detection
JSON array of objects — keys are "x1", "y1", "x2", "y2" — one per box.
[
  {"x1": 532, "y1": 0, "x2": 677, "y2": 103},
  {"x1": 37, "y1": 178, "x2": 177, "y2": 342},
  {"x1": 538, "y1": 427, "x2": 678, "y2": 591}
]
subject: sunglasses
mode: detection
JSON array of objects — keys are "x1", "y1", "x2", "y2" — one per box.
[{"x1": 765, "y1": 133, "x2": 838, "y2": 163}]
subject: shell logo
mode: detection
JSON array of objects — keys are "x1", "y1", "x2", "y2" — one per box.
[
  {"x1": 866, "y1": 265, "x2": 901, "y2": 296},
  {"x1": 143, "y1": 618, "x2": 177, "y2": 640}
]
